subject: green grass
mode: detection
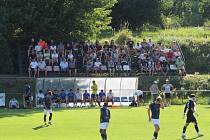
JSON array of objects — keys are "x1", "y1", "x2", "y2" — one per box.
[{"x1": 0, "y1": 106, "x2": 210, "y2": 140}]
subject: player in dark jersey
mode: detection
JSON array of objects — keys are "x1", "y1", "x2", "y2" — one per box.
[
  {"x1": 181, "y1": 94, "x2": 203, "y2": 139},
  {"x1": 100, "y1": 102, "x2": 110, "y2": 140},
  {"x1": 148, "y1": 96, "x2": 164, "y2": 140},
  {"x1": 43, "y1": 91, "x2": 53, "y2": 125}
]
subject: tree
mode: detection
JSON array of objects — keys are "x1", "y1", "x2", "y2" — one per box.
[{"x1": 111, "y1": 0, "x2": 162, "y2": 29}]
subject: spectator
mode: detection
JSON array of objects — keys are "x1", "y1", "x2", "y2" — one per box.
[
  {"x1": 29, "y1": 59, "x2": 38, "y2": 77},
  {"x1": 36, "y1": 89, "x2": 45, "y2": 106},
  {"x1": 67, "y1": 89, "x2": 75, "y2": 107},
  {"x1": 175, "y1": 57, "x2": 186, "y2": 76},
  {"x1": 57, "y1": 42, "x2": 65, "y2": 56},
  {"x1": 133, "y1": 90, "x2": 144, "y2": 106},
  {"x1": 83, "y1": 90, "x2": 90, "y2": 106},
  {"x1": 43, "y1": 49, "x2": 51, "y2": 65},
  {"x1": 162, "y1": 79, "x2": 174, "y2": 107},
  {"x1": 49, "y1": 40, "x2": 57, "y2": 53},
  {"x1": 9, "y1": 98, "x2": 19, "y2": 109},
  {"x1": 127, "y1": 38, "x2": 134, "y2": 49},
  {"x1": 37, "y1": 59, "x2": 47, "y2": 77},
  {"x1": 60, "y1": 59, "x2": 69, "y2": 72},
  {"x1": 51, "y1": 50, "x2": 59, "y2": 66},
  {"x1": 23, "y1": 82, "x2": 33, "y2": 109},
  {"x1": 94, "y1": 58, "x2": 102, "y2": 74},
  {"x1": 68, "y1": 58, "x2": 77, "y2": 77},
  {"x1": 75, "y1": 88, "x2": 83, "y2": 107},
  {"x1": 150, "y1": 81, "x2": 159, "y2": 102},
  {"x1": 106, "y1": 89, "x2": 114, "y2": 106},
  {"x1": 134, "y1": 42, "x2": 142, "y2": 50}
]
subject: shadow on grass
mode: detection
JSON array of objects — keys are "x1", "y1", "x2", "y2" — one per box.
[
  {"x1": 185, "y1": 135, "x2": 204, "y2": 140},
  {"x1": 32, "y1": 124, "x2": 51, "y2": 130},
  {"x1": 0, "y1": 106, "x2": 132, "y2": 119}
]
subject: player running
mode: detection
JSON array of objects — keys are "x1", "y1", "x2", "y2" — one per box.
[
  {"x1": 148, "y1": 96, "x2": 164, "y2": 140},
  {"x1": 100, "y1": 102, "x2": 110, "y2": 140},
  {"x1": 181, "y1": 94, "x2": 203, "y2": 139},
  {"x1": 43, "y1": 90, "x2": 53, "y2": 125}
]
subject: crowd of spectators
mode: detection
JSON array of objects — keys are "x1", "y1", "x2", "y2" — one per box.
[{"x1": 28, "y1": 38, "x2": 186, "y2": 77}]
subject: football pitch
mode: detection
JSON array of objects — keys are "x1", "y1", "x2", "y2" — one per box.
[{"x1": 0, "y1": 105, "x2": 209, "y2": 140}]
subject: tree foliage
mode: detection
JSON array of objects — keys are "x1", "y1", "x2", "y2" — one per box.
[{"x1": 0, "y1": 0, "x2": 117, "y2": 74}]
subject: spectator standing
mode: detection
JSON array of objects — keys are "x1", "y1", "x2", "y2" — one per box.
[
  {"x1": 162, "y1": 79, "x2": 174, "y2": 107},
  {"x1": 150, "y1": 81, "x2": 159, "y2": 102}
]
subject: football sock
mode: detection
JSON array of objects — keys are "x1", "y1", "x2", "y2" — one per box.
[
  {"x1": 49, "y1": 113, "x2": 52, "y2": 121},
  {"x1": 44, "y1": 115, "x2": 47, "y2": 122},
  {"x1": 194, "y1": 124, "x2": 199, "y2": 133},
  {"x1": 154, "y1": 132, "x2": 158, "y2": 139},
  {"x1": 101, "y1": 134, "x2": 105, "y2": 139},
  {"x1": 183, "y1": 126, "x2": 187, "y2": 133},
  {"x1": 104, "y1": 134, "x2": 107, "y2": 140}
]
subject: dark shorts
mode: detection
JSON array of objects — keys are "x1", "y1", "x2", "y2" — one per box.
[
  {"x1": 139, "y1": 95, "x2": 143, "y2": 99},
  {"x1": 165, "y1": 93, "x2": 171, "y2": 99},
  {"x1": 186, "y1": 115, "x2": 197, "y2": 123},
  {"x1": 91, "y1": 94, "x2": 97, "y2": 99}
]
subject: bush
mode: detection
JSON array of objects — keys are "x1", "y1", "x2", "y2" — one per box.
[{"x1": 115, "y1": 29, "x2": 133, "y2": 45}]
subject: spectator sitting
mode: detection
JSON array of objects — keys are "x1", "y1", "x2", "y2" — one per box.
[
  {"x1": 94, "y1": 58, "x2": 102, "y2": 74},
  {"x1": 9, "y1": 98, "x2": 19, "y2": 109},
  {"x1": 166, "y1": 50, "x2": 175, "y2": 63},
  {"x1": 171, "y1": 41, "x2": 179, "y2": 52},
  {"x1": 29, "y1": 59, "x2": 38, "y2": 78},
  {"x1": 37, "y1": 59, "x2": 47, "y2": 77},
  {"x1": 51, "y1": 50, "x2": 59, "y2": 66},
  {"x1": 83, "y1": 90, "x2": 90, "y2": 106},
  {"x1": 43, "y1": 49, "x2": 51, "y2": 65},
  {"x1": 68, "y1": 58, "x2": 77, "y2": 77},
  {"x1": 60, "y1": 59, "x2": 69, "y2": 72},
  {"x1": 35, "y1": 44, "x2": 42, "y2": 53},
  {"x1": 36, "y1": 89, "x2": 45, "y2": 106},
  {"x1": 134, "y1": 42, "x2": 142, "y2": 50},
  {"x1": 175, "y1": 57, "x2": 186, "y2": 75}
]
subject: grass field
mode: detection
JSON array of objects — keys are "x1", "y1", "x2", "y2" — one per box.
[{"x1": 0, "y1": 105, "x2": 210, "y2": 140}]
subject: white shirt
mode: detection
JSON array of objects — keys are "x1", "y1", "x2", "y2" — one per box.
[
  {"x1": 60, "y1": 61, "x2": 68, "y2": 69},
  {"x1": 37, "y1": 93, "x2": 45, "y2": 99},
  {"x1": 50, "y1": 45, "x2": 57, "y2": 51},
  {"x1": 162, "y1": 84, "x2": 173, "y2": 93},
  {"x1": 30, "y1": 61, "x2": 38, "y2": 69},
  {"x1": 94, "y1": 61, "x2": 101, "y2": 67},
  {"x1": 38, "y1": 61, "x2": 46, "y2": 69},
  {"x1": 67, "y1": 54, "x2": 74, "y2": 59},
  {"x1": 76, "y1": 92, "x2": 82, "y2": 100},
  {"x1": 9, "y1": 99, "x2": 18, "y2": 106},
  {"x1": 138, "y1": 53, "x2": 146, "y2": 60},
  {"x1": 107, "y1": 92, "x2": 113, "y2": 98},
  {"x1": 134, "y1": 44, "x2": 142, "y2": 50},
  {"x1": 159, "y1": 56, "x2": 166, "y2": 62},
  {"x1": 35, "y1": 45, "x2": 42, "y2": 52},
  {"x1": 52, "y1": 53, "x2": 58, "y2": 60},
  {"x1": 133, "y1": 90, "x2": 143, "y2": 96}
]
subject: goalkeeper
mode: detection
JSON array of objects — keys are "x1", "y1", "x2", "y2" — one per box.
[{"x1": 181, "y1": 94, "x2": 203, "y2": 139}]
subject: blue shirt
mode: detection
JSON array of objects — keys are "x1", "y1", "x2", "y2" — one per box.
[
  {"x1": 99, "y1": 92, "x2": 106, "y2": 98},
  {"x1": 60, "y1": 92, "x2": 66, "y2": 100},
  {"x1": 67, "y1": 92, "x2": 75, "y2": 99},
  {"x1": 185, "y1": 100, "x2": 195, "y2": 116},
  {"x1": 149, "y1": 102, "x2": 161, "y2": 119},
  {"x1": 83, "y1": 92, "x2": 90, "y2": 99},
  {"x1": 100, "y1": 107, "x2": 110, "y2": 123}
]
